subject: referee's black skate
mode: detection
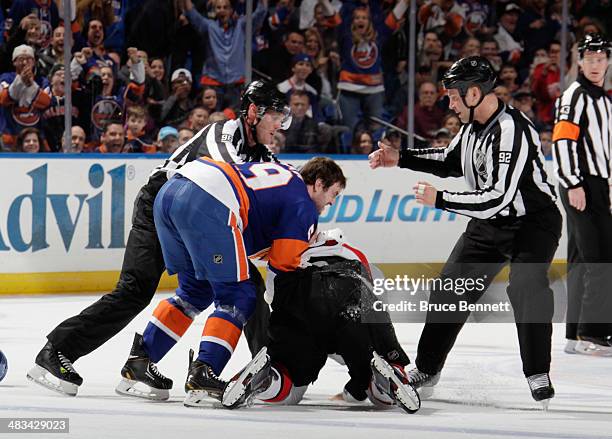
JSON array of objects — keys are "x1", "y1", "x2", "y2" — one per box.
[
  {"x1": 27, "y1": 341, "x2": 83, "y2": 396},
  {"x1": 115, "y1": 333, "x2": 172, "y2": 400},
  {"x1": 184, "y1": 349, "x2": 228, "y2": 407},
  {"x1": 222, "y1": 347, "x2": 271, "y2": 409},
  {"x1": 406, "y1": 366, "x2": 440, "y2": 399},
  {"x1": 370, "y1": 352, "x2": 420, "y2": 414},
  {"x1": 527, "y1": 373, "x2": 554, "y2": 410}
]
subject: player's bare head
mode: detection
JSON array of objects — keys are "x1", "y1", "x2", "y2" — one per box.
[{"x1": 301, "y1": 157, "x2": 346, "y2": 213}]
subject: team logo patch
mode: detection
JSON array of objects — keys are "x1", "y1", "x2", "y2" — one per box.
[
  {"x1": 213, "y1": 255, "x2": 223, "y2": 264},
  {"x1": 351, "y1": 41, "x2": 378, "y2": 69},
  {"x1": 221, "y1": 133, "x2": 233, "y2": 142}
]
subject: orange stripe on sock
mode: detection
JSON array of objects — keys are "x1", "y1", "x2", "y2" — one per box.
[
  {"x1": 202, "y1": 316, "x2": 242, "y2": 349},
  {"x1": 553, "y1": 121, "x2": 580, "y2": 142},
  {"x1": 152, "y1": 300, "x2": 193, "y2": 337}
]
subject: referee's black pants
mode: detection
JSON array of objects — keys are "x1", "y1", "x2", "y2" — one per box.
[
  {"x1": 560, "y1": 176, "x2": 612, "y2": 338},
  {"x1": 47, "y1": 174, "x2": 269, "y2": 362},
  {"x1": 415, "y1": 206, "x2": 561, "y2": 378}
]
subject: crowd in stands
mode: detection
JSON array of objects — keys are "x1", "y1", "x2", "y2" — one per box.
[{"x1": 0, "y1": 0, "x2": 610, "y2": 155}]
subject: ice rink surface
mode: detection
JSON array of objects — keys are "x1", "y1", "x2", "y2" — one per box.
[{"x1": 1, "y1": 292, "x2": 611, "y2": 439}]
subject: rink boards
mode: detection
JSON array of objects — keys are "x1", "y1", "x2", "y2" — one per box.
[{"x1": 0, "y1": 154, "x2": 566, "y2": 294}]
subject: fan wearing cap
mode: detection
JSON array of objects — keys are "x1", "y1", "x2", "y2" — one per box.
[
  {"x1": 160, "y1": 68, "x2": 194, "y2": 127},
  {"x1": 155, "y1": 126, "x2": 180, "y2": 154},
  {"x1": 277, "y1": 54, "x2": 320, "y2": 121},
  {"x1": 493, "y1": 3, "x2": 523, "y2": 65},
  {"x1": 369, "y1": 55, "x2": 562, "y2": 407},
  {"x1": 180, "y1": 0, "x2": 268, "y2": 110},
  {"x1": 552, "y1": 33, "x2": 612, "y2": 356},
  {"x1": 0, "y1": 44, "x2": 51, "y2": 151}
]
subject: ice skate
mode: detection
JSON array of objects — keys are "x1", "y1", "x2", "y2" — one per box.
[
  {"x1": 222, "y1": 347, "x2": 271, "y2": 409},
  {"x1": 115, "y1": 333, "x2": 172, "y2": 401},
  {"x1": 370, "y1": 351, "x2": 420, "y2": 414},
  {"x1": 527, "y1": 373, "x2": 554, "y2": 410},
  {"x1": 575, "y1": 336, "x2": 612, "y2": 357},
  {"x1": 405, "y1": 366, "x2": 440, "y2": 400},
  {"x1": 563, "y1": 339, "x2": 577, "y2": 354},
  {"x1": 184, "y1": 349, "x2": 228, "y2": 407},
  {"x1": 27, "y1": 341, "x2": 83, "y2": 396}
]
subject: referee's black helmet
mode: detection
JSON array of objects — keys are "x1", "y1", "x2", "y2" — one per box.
[
  {"x1": 442, "y1": 56, "x2": 497, "y2": 97},
  {"x1": 578, "y1": 33, "x2": 611, "y2": 59},
  {"x1": 240, "y1": 80, "x2": 288, "y2": 117}
]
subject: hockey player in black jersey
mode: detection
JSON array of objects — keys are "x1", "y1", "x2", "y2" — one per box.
[
  {"x1": 369, "y1": 56, "x2": 561, "y2": 408},
  {"x1": 27, "y1": 81, "x2": 291, "y2": 396},
  {"x1": 220, "y1": 230, "x2": 420, "y2": 414}
]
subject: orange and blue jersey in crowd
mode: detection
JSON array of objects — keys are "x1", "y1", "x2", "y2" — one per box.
[{"x1": 143, "y1": 158, "x2": 317, "y2": 375}]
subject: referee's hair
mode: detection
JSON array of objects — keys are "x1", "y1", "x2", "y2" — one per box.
[{"x1": 300, "y1": 157, "x2": 346, "y2": 189}]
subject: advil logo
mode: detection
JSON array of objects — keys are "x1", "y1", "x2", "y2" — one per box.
[
  {"x1": 0, "y1": 163, "x2": 126, "y2": 253},
  {"x1": 320, "y1": 190, "x2": 457, "y2": 223}
]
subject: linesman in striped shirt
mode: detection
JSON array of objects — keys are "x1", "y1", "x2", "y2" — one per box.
[
  {"x1": 369, "y1": 56, "x2": 561, "y2": 407},
  {"x1": 552, "y1": 34, "x2": 612, "y2": 356}
]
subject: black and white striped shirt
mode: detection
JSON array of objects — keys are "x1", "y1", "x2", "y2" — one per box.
[
  {"x1": 151, "y1": 118, "x2": 275, "y2": 178},
  {"x1": 399, "y1": 100, "x2": 557, "y2": 219},
  {"x1": 552, "y1": 74, "x2": 612, "y2": 188}
]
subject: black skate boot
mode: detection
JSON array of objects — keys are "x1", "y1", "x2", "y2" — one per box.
[
  {"x1": 222, "y1": 347, "x2": 272, "y2": 409},
  {"x1": 406, "y1": 366, "x2": 440, "y2": 400},
  {"x1": 370, "y1": 351, "x2": 420, "y2": 414},
  {"x1": 27, "y1": 341, "x2": 83, "y2": 396},
  {"x1": 115, "y1": 333, "x2": 172, "y2": 400},
  {"x1": 184, "y1": 349, "x2": 228, "y2": 407},
  {"x1": 527, "y1": 373, "x2": 554, "y2": 410}
]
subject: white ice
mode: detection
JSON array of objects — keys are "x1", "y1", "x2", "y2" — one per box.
[{"x1": 1, "y1": 292, "x2": 611, "y2": 439}]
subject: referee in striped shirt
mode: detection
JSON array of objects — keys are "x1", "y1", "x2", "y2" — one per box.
[
  {"x1": 552, "y1": 34, "x2": 612, "y2": 355},
  {"x1": 369, "y1": 56, "x2": 561, "y2": 406}
]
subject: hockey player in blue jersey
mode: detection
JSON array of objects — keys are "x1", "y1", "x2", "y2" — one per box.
[{"x1": 115, "y1": 157, "x2": 346, "y2": 406}]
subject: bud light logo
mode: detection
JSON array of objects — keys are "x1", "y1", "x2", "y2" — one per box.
[
  {"x1": 0, "y1": 163, "x2": 126, "y2": 253},
  {"x1": 320, "y1": 190, "x2": 456, "y2": 223}
]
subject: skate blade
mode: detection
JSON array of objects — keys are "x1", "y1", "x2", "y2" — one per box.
[
  {"x1": 115, "y1": 378, "x2": 169, "y2": 401},
  {"x1": 575, "y1": 341, "x2": 612, "y2": 357},
  {"x1": 184, "y1": 390, "x2": 220, "y2": 408},
  {"x1": 222, "y1": 347, "x2": 270, "y2": 409},
  {"x1": 540, "y1": 399, "x2": 551, "y2": 411},
  {"x1": 26, "y1": 365, "x2": 79, "y2": 397},
  {"x1": 371, "y1": 352, "x2": 420, "y2": 414}
]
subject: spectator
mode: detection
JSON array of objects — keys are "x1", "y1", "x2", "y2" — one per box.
[
  {"x1": 15, "y1": 126, "x2": 44, "y2": 153},
  {"x1": 255, "y1": 30, "x2": 307, "y2": 84},
  {"x1": 124, "y1": 105, "x2": 155, "y2": 153},
  {"x1": 269, "y1": 131, "x2": 286, "y2": 154},
  {"x1": 283, "y1": 89, "x2": 322, "y2": 153},
  {"x1": 397, "y1": 80, "x2": 445, "y2": 140},
  {"x1": 460, "y1": 36, "x2": 481, "y2": 58},
  {"x1": 182, "y1": 0, "x2": 268, "y2": 110},
  {"x1": 156, "y1": 125, "x2": 179, "y2": 154},
  {"x1": 539, "y1": 126, "x2": 552, "y2": 159},
  {"x1": 187, "y1": 106, "x2": 210, "y2": 133},
  {"x1": 481, "y1": 37, "x2": 502, "y2": 72},
  {"x1": 459, "y1": 0, "x2": 495, "y2": 38},
  {"x1": 143, "y1": 56, "x2": 168, "y2": 126},
  {"x1": 95, "y1": 120, "x2": 126, "y2": 153},
  {"x1": 177, "y1": 127, "x2": 195, "y2": 146},
  {"x1": 442, "y1": 112, "x2": 461, "y2": 136},
  {"x1": 42, "y1": 64, "x2": 86, "y2": 152},
  {"x1": 517, "y1": 0, "x2": 561, "y2": 68},
  {"x1": 498, "y1": 63, "x2": 520, "y2": 93},
  {"x1": 311, "y1": 0, "x2": 342, "y2": 51},
  {"x1": 304, "y1": 27, "x2": 338, "y2": 100},
  {"x1": 494, "y1": 3, "x2": 523, "y2": 65},
  {"x1": 160, "y1": 68, "x2": 194, "y2": 128},
  {"x1": 432, "y1": 127, "x2": 451, "y2": 148},
  {"x1": 530, "y1": 40, "x2": 562, "y2": 126},
  {"x1": 81, "y1": 19, "x2": 116, "y2": 73},
  {"x1": 9, "y1": 0, "x2": 60, "y2": 49},
  {"x1": 201, "y1": 86, "x2": 218, "y2": 113},
  {"x1": 512, "y1": 89, "x2": 536, "y2": 122},
  {"x1": 37, "y1": 25, "x2": 65, "y2": 77},
  {"x1": 209, "y1": 111, "x2": 228, "y2": 123},
  {"x1": 494, "y1": 84, "x2": 512, "y2": 104},
  {"x1": 337, "y1": 0, "x2": 408, "y2": 138},
  {"x1": 0, "y1": 44, "x2": 51, "y2": 151},
  {"x1": 350, "y1": 129, "x2": 374, "y2": 154},
  {"x1": 418, "y1": 0, "x2": 465, "y2": 46},
  {"x1": 278, "y1": 54, "x2": 320, "y2": 120},
  {"x1": 61, "y1": 125, "x2": 87, "y2": 153}
]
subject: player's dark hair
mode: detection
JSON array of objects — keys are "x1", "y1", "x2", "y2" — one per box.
[{"x1": 300, "y1": 157, "x2": 346, "y2": 190}]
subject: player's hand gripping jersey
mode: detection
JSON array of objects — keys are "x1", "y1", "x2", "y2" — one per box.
[{"x1": 174, "y1": 158, "x2": 319, "y2": 287}]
